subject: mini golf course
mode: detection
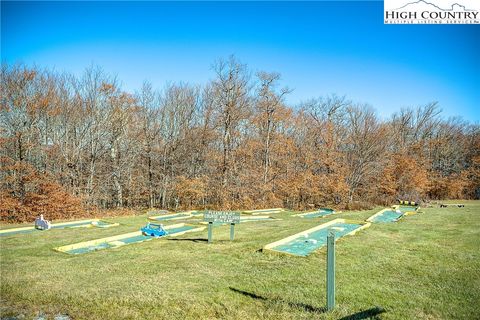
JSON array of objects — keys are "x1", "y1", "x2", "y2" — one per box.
[
  {"x1": 293, "y1": 208, "x2": 335, "y2": 218},
  {"x1": 55, "y1": 223, "x2": 205, "y2": 254},
  {"x1": 2, "y1": 202, "x2": 480, "y2": 319},
  {"x1": 264, "y1": 218, "x2": 370, "y2": 257},
  {"x1": 0, "y1": 219, "x2": 119, "y2": 237}
]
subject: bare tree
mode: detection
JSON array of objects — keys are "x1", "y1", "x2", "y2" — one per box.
[{"x1": 210, "y1": 56, "x2": 251, "y2": 203}]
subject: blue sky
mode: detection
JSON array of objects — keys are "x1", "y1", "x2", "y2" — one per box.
[{"x1": 1, "y1": 1, "x2": 479, "y2": 121}]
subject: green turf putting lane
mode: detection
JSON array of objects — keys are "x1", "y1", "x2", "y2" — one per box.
[
  {"x1": 65, "y1": 242, "x2": 121, "y2": 254},
  {"x1": 150, "y1": 214, "x2": 189, "y2": 221},
  {"x1": 167, "y1": 225, "x2": 201, "y2": 233},
  {"x1": 240, "y1": 216, "x2": 278, "y2": 222},
  {"x1": 397, "y1": 205, "x2": 418, "y2": 213},
  {"x1": 50, "y1": 220, "x2": 96, "y2": 229},
  {"x1": 0, "y1": 227, "x2": 36, "y2": 237},
  {"x1": 367, "y1": 209, "x2": 404, "y2": 223},
  {"x1": 0, "y1": 219, "x2": 118, "y2": 237},
  {"x1": 264, "y1": 218, "x2": 370, "y2": 257},
  {"x1": 243, "y1": 208, "x2": 285, "y2": 215},
  {"x1": 55, "y1": 223, "x2": 205, "y2": 255},
  {"x1": 294, "y1": 208, "x2": 335, "y2": 218},
  {"x1": 148, "y1": 212, "x2": 194, "y2": 221}
]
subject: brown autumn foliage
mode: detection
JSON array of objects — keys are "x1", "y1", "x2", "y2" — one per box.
[
  {"x1": 0, "y1": 161, "x2": 83, "y2": 222},
  {"x1": 0, "y1": 60, "x2": 479, "y2": 222},
  {"x1": 24, "y1": 181, "x2": 83, "y2": 220},
  {"x1": 173, "y1": 176, "x2": 206, "y2": 209}
]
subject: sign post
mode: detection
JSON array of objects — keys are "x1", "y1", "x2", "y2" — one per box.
[
  {"x1": 203, "y1": 211, "x2": 240, "y2": 244},
  {"x1": 326, "y1": 229, "x2": 335, "y2": 311},
  {"x1": 230, "y1": 223, "x2": 235, "y2": 240},
  {"x1": 208, "y1": 222, "x2": 213, "y2": 243}
]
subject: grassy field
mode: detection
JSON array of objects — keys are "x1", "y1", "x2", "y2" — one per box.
[{"x1": 1, "y1": 201, "x2": 479, "y2": 319}]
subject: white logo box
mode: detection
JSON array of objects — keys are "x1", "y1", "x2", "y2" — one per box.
[{"x1": 384, "y1": 0, "x2": 480, "y2": 24}]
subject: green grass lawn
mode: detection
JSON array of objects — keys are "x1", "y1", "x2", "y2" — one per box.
[{"x1": 1, "y1": 201, "x2": 479, "y2": 319}]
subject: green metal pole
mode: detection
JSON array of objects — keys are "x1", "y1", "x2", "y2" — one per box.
[
  {"x1": 326, "y1": 229, "x2": 335, "y2": 311},
  {"x1": 230, "y1": 223, "x2": 235, "y2": 241},
  {"x1": 208, "y1": 222, "x2": 213, "y2": 243}
]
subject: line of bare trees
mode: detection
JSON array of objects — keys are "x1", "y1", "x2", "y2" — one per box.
[{"x1": 1, "y1": 57, "x2": 479, "y2": 221}]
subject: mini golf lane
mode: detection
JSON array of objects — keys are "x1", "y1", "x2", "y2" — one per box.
[
  {"x1": 241, "y1": 216, "x2": 279, "y2": 222},
  {"x1": 264, "y1": 219, "x2": 370, "y2": 257},
  {"x1": 55, "y1": 223, "x2": 205, "y2": 255},
  {"x1": 0, "y1": 219, "x2": 119, "y2": 237},
  {"x1": 367, "y1": 208, "x2": 404, "y2": 223},
  {"x1": 243, "y1": 208, "x2": 285, "y2": 215},
  {"x1": 395, "y1": 205, "x2": 419, "y2": 214},
  {"x1": 148, "y1": 211, "x2": 199, "y2": 221},
  {"x1": 294, "y1": 209, "x2": 335, "y2": 218},
  {"x1": 152, "y1": 213, "x2": 193, "y2": 221}
]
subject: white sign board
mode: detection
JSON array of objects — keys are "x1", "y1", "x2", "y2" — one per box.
[{"x1": 204, "y1": 211, "x2": 240, "y2": 224}]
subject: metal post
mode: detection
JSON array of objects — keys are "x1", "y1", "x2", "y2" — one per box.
[
  {"x1": 230, "y1": 223, "x2": 235, "y2": 241},
  {"x1": 326, "y1": 229, "x2": 335, "y2": 311},
  {"x1": 208, "y1": 222, "x2": 213, "y2": 243}
]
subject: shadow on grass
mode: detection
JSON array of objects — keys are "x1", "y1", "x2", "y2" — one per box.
[
  {"x1": 166, "y1": 238, "x2": 208, "y2": 243},
  {"x1": 229, "y1": 287, "x2": 326, "y2": 313},
  {"x1": 338, "y1": 307, "x2": 386, "y2": 320}
]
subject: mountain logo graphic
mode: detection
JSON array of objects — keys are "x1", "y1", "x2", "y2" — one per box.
[{"x1": 393, "y1": 0, "x2": 476, "y2": 11}]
